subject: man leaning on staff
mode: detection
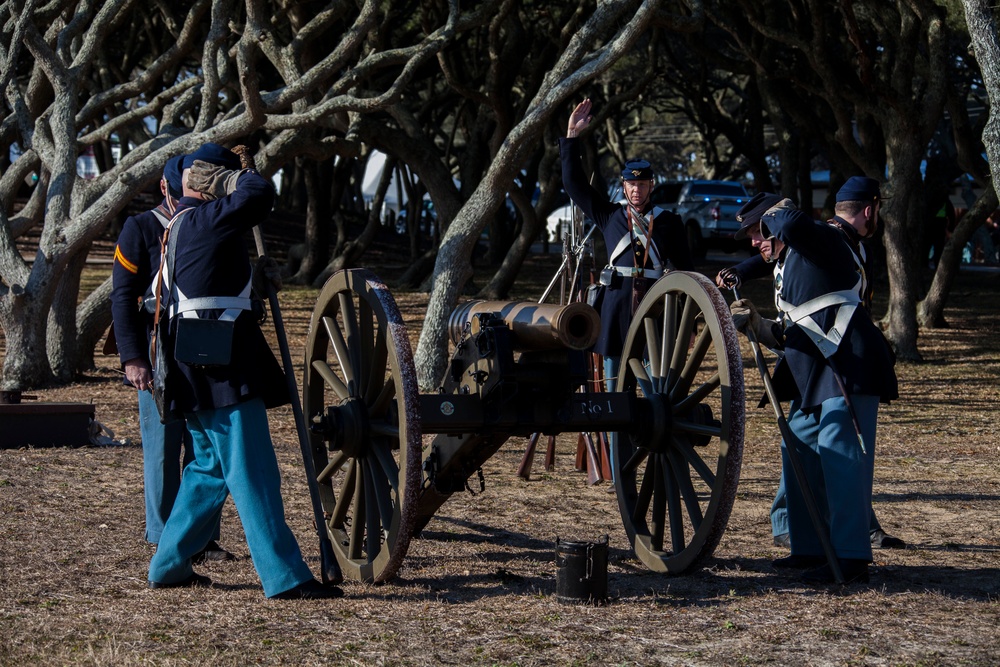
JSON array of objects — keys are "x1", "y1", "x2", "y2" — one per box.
[
  {"x1": 146, "y1": 142, "x2": 341, "y2": 600},
  {"x1": 728, "y1": 186, "x2": 898, "y2": 585}
]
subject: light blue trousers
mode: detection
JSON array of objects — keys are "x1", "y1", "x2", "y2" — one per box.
[
  {"x1": 148, "y1": 398, "x2": 313, "y2": 597},
  {"x1": 603, "y1": 355, "x2": 621, "y2": 482},
  {"x1": 771, "y1": 467, "x2": 882, "y2": 537},
  {"x1": 138, "y1": 389, "x2": 220, "y2": 544},
  {"x1": 782, "y1": 394, "x2": 879, "y2": 561}
]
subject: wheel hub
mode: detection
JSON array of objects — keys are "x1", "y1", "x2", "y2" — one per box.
[
  {"x1": 632, "y1": 392, "x2": 674, "y2": 453},
  {"x1": 326, "y1": 396, "x2": 370, "y2": 458}
]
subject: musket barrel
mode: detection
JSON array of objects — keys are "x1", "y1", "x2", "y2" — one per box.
[{"x1": 448, "y1": 300, "x2": 600, "y2": 351}]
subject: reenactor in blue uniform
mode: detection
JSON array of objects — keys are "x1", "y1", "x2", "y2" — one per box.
[
  {"x1": 717, "y1": 179, "x2": 904, "y2": 551},
  {"x1": 561, "y1": 99, "x2": 694, "y2": 368},
  {"x1": 560, "y1": 99, "x2": 693, "y2": 480},
  {"x1": 111, "y1": 157, "x2": 232, "y2": 561},
  {"x1": 728, "y1": 185, "x2": 898, "y2": 584},
  {"x1": 146, "y1": 143, "x2": 341, "y2": 599}
]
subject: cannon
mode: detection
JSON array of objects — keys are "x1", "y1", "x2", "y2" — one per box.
[{"x1": 302, "y1": 269, "x2": 745, "y2": 582}]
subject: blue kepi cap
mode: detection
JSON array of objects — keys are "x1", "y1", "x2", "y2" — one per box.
[
  {"x1": 621, "y1": 159, "x2": 654, "y2": 181},
  {"x1": 163, "y1": 155, "x2": 184, "y2": 198},
  {"x1": 182, "y1": 142, "x2": 241, "y2": 170},
  {"x1": 836, "y1": 176, "x2": 881, "y2": 203}
]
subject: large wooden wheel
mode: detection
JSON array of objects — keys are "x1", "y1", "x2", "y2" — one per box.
[
  {"x1": 613, "y1": 271, "x2": 745, "y2": 573},
  {"x1": 303, "y1": 269, "x2": 423, "y2": 583}
]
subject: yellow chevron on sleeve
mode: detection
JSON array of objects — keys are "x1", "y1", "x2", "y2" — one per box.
[{"x1": 114, "y1": 245, "x2": 139, "y2": 274}]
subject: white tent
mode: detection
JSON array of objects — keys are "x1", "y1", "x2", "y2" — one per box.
[{"x1": 361, "y1": 150, "x2": 408, "y2": 217}]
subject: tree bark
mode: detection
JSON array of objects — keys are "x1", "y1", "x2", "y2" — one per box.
[
  {"x1": 413, "y1": 0, "x2": 662, "y2": 391},
  {"x1": 46, "y1": 247, "x2": 89, "y2": 382},
  {"x1": 962, "y1": 0, "x2": 1000, "y2": 194},
  {"x1": 75, "y1": 275, "x2": 115, "y2": 371}
]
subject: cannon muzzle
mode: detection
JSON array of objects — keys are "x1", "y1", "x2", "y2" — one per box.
[{"x1": 448, "y1": 300, "x2": 600, "y2": 351}]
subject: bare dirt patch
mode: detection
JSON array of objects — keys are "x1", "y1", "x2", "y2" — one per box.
[{"x1": 1, "y1": 251, "x2": 998, "y2": 666}]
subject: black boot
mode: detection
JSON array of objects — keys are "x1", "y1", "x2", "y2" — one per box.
[{"x1": 802, "y1": 559, "x2": 869, "y2": 585}]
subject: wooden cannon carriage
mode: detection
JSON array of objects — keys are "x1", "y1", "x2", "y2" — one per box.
[{"x1": 301, "y1": 268, "x2": 745, "y2": 583}]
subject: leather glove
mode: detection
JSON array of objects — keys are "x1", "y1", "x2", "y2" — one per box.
[
  {"x1": 187, "y1": 160, "x2": 245, "y2": 200},
  {"x1": 764, "y1": 198, "x2": 796, "y2": 216},
  {"x1": 730, "y1": 298, "x2": 759, "y2": 334},
  {"x1": 730, "y1": 298, "x2": 782, "y2": 349},
  {"x1": 759, "y1": 198, "x2": 796, "y2": 238},
  {"x1": 253, "y1": 256, "x2": 283, "y2": 294},
  {"x1": 716, "y1": 267, "x2": 741, "y2": 289}
]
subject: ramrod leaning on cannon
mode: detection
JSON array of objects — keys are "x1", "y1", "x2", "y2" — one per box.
[{"x1": 301, "y1": 269, "x2": 745, "y2": 583}]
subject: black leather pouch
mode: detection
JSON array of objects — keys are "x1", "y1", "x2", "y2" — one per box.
[{"x1": 174, "y1": 317, "x2": 235, "y2": 367}]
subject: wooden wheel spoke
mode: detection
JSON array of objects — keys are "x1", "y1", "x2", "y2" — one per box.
[
  {"x1": 358, "y1": 300, "x2": 375, "y2": 398},
  {"x1": 622, "y1": 446, "x2": 649, "y2": 477},
  {"x1": 337, "y1": 293, "x2": 363, "y2": 394},
  {"x1": 628, "y1": 357, "x2": 655, "y2": 396},
  {"x1": 370, "y1": 376, "x2": 396, "y2": 419},
  {"x1": 651, "y1": 456, "x2": 667, "y2": 552},
  {"x1": 371, "y1": 439, "x2": 401, "y2": 493},
  {"x1": 642, "y1": 316, "x2": 662, "y2": 392},
  {"x1": 673, "y1": 437, "x2": 716, "y2": 487},
  {"x1": 632, "y1": 455, "x2": 656, "y2": 526},
  {"x1": 666, "y1": 296, "x2": 697, "y2": 394},
  {"x1": 323, "y1": 314, "x2": 357, "y2": 396},
  {"x1": 673, "y1": 373, "x2": 720, "y2": 415},
  {"x1": 671, "y1": 323, "x2": 712, "y2": 402},
  {"x1": 331, "y1": 460, "x2": 358, "y2": 529},
  {"x1": 662, "y1": 456, "x2": 685, "y2": 554},
  {"x1": 311, "y1": 359, "x2": 350, "y2": 401},
  {"x1": 370, "y1": 418, "x2": 400, "y2": 439},
  {"x1": 674, "y1": 419, "x2": 722, "y2": 439},
  {"x1": 364, "y1": 326, "x2": 388, "y2": 406},
  {"x1": 668, "y1": 449, "x2": 704, "y2": 531},
  {"x1": 660, "y1": 293, "x2": 678, "y2": 380},
  {"x1": 361, "y1": 460, "x2": 385, "y2": 560},
  {"x1": 348, "y1": 462, "x2": 365, "y2": 560},
  {"x1": 316, "y1": 450, "x2": 349, "y2": 484}
]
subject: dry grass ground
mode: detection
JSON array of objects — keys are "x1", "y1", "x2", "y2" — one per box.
[{"x1": 1, "y1": 246, "x2": 999, "y2": 666}]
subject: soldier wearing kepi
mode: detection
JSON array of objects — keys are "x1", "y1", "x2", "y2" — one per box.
[
  {"x1": 728, "y1": 189, "x2": 898, "y2": 584},
  {"x1": 111, "y1": 155, "x2": 233, "y2": 562},
  {"x1": 561, "y1": 99, "x2": 694, "y2": 370},
  {"x1": 716, "y1": 179, "x2": 904, "y2": 551},
  {"x1": 560, "y1": 98, "x2": 693, "y2": 480},
  {"x1": 147, "y1": 142, "x2": 341, "y2": 599}
]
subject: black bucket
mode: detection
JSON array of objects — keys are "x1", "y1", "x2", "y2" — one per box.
[{"x1": 555, "y1": 536, "x2": 608, "y2": 604}]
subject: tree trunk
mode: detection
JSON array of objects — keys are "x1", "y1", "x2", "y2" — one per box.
[
  {"x1": 289, "y1": 159, "x2": 333, "y2": 285},
  {"x1": 0, "y1": 291, "x2": 55, "y2": 390},
  {"x1": 962, "y1": 0, "x2": 1000, "y2": 184},
  {"x1": 313, "y1": 155, "x2": 396, "y2": 286},
  {"x1": 919, "y1": 183, "x2": 999, "y2": 327},
  {"x1": 881, "y1": 144, "x2": 927, "y2": 362},
  {"x1": 478, "y1": 184, "x2": 544, "y2": 300},
  {"x1": 46, "y1": 247, "x2": 88, "y2": 382},
  {"x1": 76, "y1": 275, "x2": 115, "y2": 370}
]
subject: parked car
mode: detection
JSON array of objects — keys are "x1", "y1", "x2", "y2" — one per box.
[{"x1": 650, "y1": 180, "x2": 752, "y2": 260}]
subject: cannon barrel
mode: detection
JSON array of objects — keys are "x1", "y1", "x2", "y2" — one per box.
[{"x1": 448, "y1": 300, "x2": 600, "y2": 351}]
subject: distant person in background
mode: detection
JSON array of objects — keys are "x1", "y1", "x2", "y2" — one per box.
[
  {"x1": 970, "y1": 214, "x2": 998, "y2": 265},
  {"x1": 927, "y1": 198, "x2": 955, "y2": 269},
  {"x1": 111, "y1": 155, "x2": 233, "y2": 563},
  {"x1": 560, "y1": 98, "x2": 693, "y2": 480}
]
